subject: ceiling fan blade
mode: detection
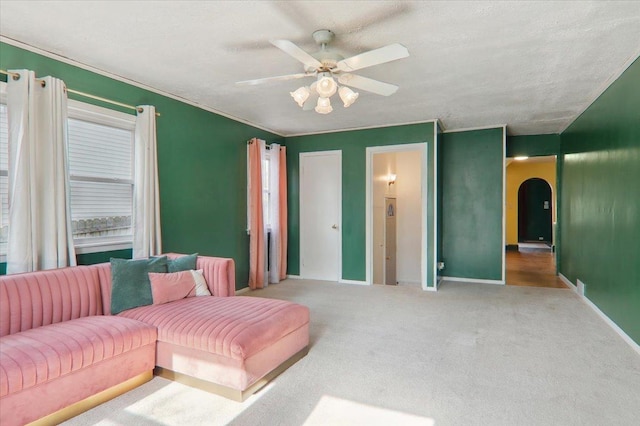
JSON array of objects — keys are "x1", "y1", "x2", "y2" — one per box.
[
  {"x1": 271, "y1": 39, "x2": 323, "y2": 70},
  {"x1": 303, "y1": 92, "x2": 319, "y2": 111},
  {"x1": 338, "y1": 73, "x2": 399, "y2": 96},
  {"x1": 336, "y1": 43, "x2": 409, "y2": 72},
  {"x1": 236, "y1": 72, "x2": 314, "y2": 86}
]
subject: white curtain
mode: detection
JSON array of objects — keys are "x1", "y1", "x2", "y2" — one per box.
[
  {"x1": 133, "y1": 105, "x2": 162, "y2": 258},
  {"x1": 6, "y1": 70, "x2": 76, "y2": 273},
  {"x1": 268, "y1": 143, "x2": 281, "y2": 284}
]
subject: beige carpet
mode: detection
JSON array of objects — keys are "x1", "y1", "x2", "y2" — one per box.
[{"x1": 63, "y1": 279, "x2": 640, "y2": 425}]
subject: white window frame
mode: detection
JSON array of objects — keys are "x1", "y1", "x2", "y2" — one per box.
[
  {"x1": 246, "y1": 146, "x2": 272, "y2": 234},
  {"x1": 67, "y1": 99, "x2": 136, "y2": 254},
  {"x1": 263, "y1": 155, "x2": 271, "y2": 229},
  {"x1": 0, "y1": 85, "x2": 136, "y2": 259}
]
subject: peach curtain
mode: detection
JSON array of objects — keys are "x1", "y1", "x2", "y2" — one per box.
[
  {"x1": 278, "y1": 147, "x2": 288, "y2": 280},
  {"x1": 248, "y1": 138, "x2": 266, "y2": 289}
]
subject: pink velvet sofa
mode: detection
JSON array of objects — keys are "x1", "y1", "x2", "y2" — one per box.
[{"x1": 0, "y1": 254, "x2": 309, "y2": 425}]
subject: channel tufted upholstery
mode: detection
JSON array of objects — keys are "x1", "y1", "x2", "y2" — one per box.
[
  {"x1": 0, "y1": 315, "x2": 156, "y2": 397},
  {"x1": 0, "y1": 266, "x2": 102, "y2": 337},
  {"x1": 118, "y1": 295, "x2": 309, "y2": 359}
]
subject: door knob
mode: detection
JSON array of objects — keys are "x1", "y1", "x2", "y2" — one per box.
[{"x1": 332, "y1": 224, "x2": 338, "y2": 229}]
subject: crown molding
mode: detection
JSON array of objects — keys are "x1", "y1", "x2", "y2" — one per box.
[
  {"x1": 0, "y1": 36, "x2": 284, "y2": 137},
  {"x1": 285, "y1": 118, "x2": 439, "y2": 138},
  {"x1": 441, "y1": 124, "x2": 507, "y2": 134}
]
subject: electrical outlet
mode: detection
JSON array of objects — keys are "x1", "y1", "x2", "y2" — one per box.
[
  {"x1": 437, "y1": 262, "x2": 445, "y2": 271},
  {"x1": 577, "y1": 279, "x2": 586, "y2": 296}
]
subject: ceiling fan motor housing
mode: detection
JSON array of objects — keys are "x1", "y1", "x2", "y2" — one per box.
[
  {"x1": 312, "y1": 29, "x2": 335, "y2": 45},
  {"x1": 309, "y1": 29, "x2": 344, "y2": 72}
]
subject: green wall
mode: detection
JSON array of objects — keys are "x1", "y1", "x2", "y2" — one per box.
[
  {"x1": 76, "y1": 249, "x2": 133, "y2": 265},
  {"x1": 286, "y1": 122, "x2": 436, "y2": 286},
  {"x1": 0, "y1": 42, "x2": 281, "y2": 288},
  {"x1": 441, "y1": 128, "x2": 504, "y2": 281},
  {"x1": 559, "y1": 57, "x2": 640, "y2": 344},
  {"x1": 507, "y1": 134, "x2": 560, "y2": 158}
]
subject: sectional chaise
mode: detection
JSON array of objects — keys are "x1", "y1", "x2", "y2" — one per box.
[{"x1": 0, "y1": 254, "x2": 309, "y2": 425}]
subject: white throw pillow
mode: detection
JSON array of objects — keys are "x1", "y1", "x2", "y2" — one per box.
[{"x1": 190, "y1": 269, "x2": 212, "y2": 296}]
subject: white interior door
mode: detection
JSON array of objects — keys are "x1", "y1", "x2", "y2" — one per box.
[{"x1": 300, "y1": 151, "x2": 341, "y2": 281}]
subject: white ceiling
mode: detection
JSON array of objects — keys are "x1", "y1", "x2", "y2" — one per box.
[{"x1": 1, "y1": 1, "x2": 639, "y2": 137}]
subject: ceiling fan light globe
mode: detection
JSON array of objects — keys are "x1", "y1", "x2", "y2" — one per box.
[
  {"x1": 316, "y1": 75, "x2": 338, "y2": 98},
  {"x1": 290, "y1": 86, "x2": 310, "y2": 107},
  {"x1": 315, "y1": 97, "x2": 333, "y2": 114},
  {"x1": 338, "y1": 86, "x2": 359, "y2": 107}
]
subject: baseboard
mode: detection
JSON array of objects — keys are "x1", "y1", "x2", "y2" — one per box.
[
  {"x1": 286, "y1": 275, "x2": 302, "y2": 279},
  {"x1": 235, "y1": 287, "x2": 250, "y2": 295},
  {"x1": 397, "y1": 280, "x2": 421, "y2": 286},
  {"x1": 581, "y1": 293, "x2": 640, "y2": 356},
  {"x1": 505, "y1": 244, "x2": 519, "y2": 251},
  {"x1": 441, "y1": 276, "x2": 505, "y2": 285},
  {"x1": 339, "y1": 279, "x2": 368, "y2": 285},
  {"x1": 558, "y1": 273, "x2": 577, "y2": 290},
  {"x1": 559, "y1": 273, "x2": 639, "y2": 355}
]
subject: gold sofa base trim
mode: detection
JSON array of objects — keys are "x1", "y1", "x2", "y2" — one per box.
[
  {"x1": 154, "y1": 346, "x2": 309, "y2": 402},
  {"x1": 26, "y1": 371, "x2": 153, "y2": 426}
]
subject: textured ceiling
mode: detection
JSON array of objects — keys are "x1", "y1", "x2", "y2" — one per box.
[{"x1": 1, "y1": 1, "x2": 639, "y2": 136}]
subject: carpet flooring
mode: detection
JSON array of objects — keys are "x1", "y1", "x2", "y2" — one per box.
[{"x1": 63, "y1": 279, "x2": 640, "y2": 425}]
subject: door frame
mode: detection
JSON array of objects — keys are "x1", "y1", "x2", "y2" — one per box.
[
  {"x1": 299, "y1": 150, "x2": 342, "y2": 281},
  {"x1": 366, "y1": 143, "x2": 429, "y2": 290},
  {"x1": 517, "y1": 177, "x2": 553, "y2": 244}
]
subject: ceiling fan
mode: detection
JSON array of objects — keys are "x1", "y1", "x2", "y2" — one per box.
[{"x1": 236, "y1": 30, "x2": 409, "y2": 114}]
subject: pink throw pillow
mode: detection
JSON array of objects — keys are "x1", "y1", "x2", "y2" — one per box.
[{"x1": 149, "y1": 271, "x2": 196, "y2": 305}]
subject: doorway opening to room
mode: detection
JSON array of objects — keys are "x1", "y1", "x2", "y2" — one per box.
[
  {"x1": 505, "y1": 155, "x2": 566, "y2": 288},
  {"x1": 518, "y1": 177, "x2": 553, "y2": 247},
  {"x1": 366, "y1": 144, "x2": 427, "y2": 290}
]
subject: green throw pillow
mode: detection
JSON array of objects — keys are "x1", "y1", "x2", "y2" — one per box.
[
  {"x1": 110, "y1": 256, "x2": 168, "y2": 314},
  {"x1": 166, "y1": 253, "x2": 198, "y2": 273}
]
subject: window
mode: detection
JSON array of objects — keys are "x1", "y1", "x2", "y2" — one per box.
[
  {"x1": 0, "y1": 89, "x2": 136, "y2": 256},
  {"x1": 67, "y1": 100, "x2": 135, "y2": 252},
  {"x1": 262, "y1": 156, "x2": 271, "y2": 228},
  {"x1": 247, "y1": 145, "x2": 273, "y2": 232}
]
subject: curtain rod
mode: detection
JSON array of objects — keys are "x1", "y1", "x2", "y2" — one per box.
[
  {"x1": 247, "y1": 140, "x2": 284, "y2": 149},
  {"x1": 0, "y1": 69, "x2": 160, "y2": 117}
]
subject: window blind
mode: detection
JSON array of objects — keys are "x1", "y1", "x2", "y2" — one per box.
[{"x1": 67, "y1": 117, "x2": 133, "y2": 238}]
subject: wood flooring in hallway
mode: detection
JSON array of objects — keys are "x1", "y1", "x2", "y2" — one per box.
[{"x1": 506, "y1": 249, "x2": 568, "y2": 289}]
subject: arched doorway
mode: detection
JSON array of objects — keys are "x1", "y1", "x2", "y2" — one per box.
[{"x1": 518, "y1": 178, "x2": 552, "y2": 244}]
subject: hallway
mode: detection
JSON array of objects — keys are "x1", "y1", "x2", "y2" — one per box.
[{"x1": 506, "y1": 248, "x2": 568, "y2": 289}]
